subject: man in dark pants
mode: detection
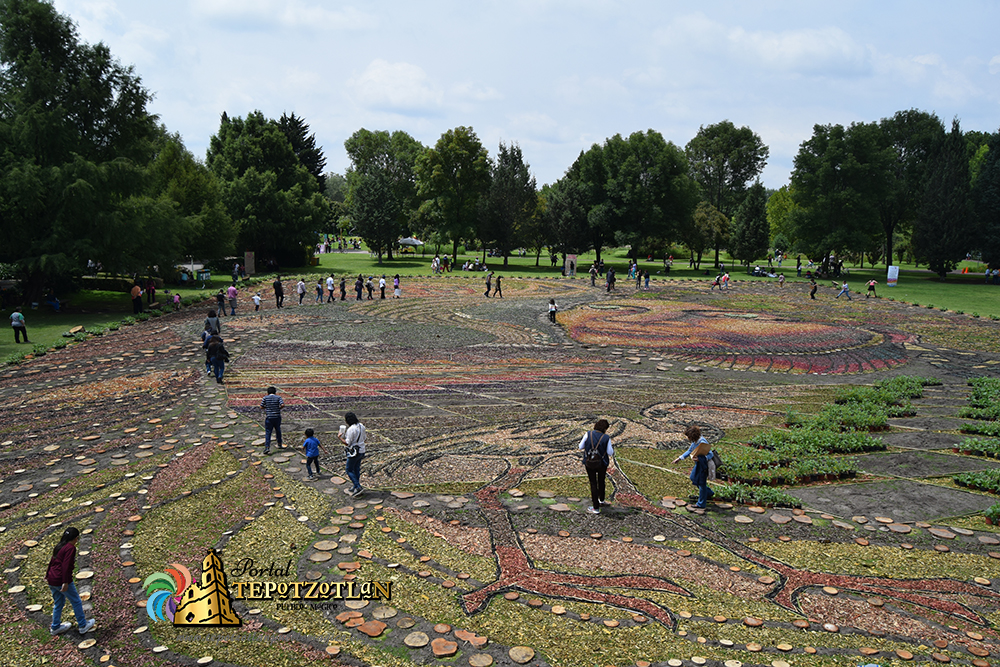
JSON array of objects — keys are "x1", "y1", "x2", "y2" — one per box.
[
  {"x1": 260, "y1": 386, "x2": 284, "y2": 455},
  {"x1": 272, "y1": 276, "x2": 284, "y2": 308}
]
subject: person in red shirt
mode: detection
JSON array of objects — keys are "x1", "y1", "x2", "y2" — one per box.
[{"x1": 46, "y1": 527, "x2": 96, "y2": 636}]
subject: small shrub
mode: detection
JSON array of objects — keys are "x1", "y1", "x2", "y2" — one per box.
[
  {"x1": 135, "y1": 313, "x2": 151, "y2": 322},
  {"x1": 121, "y1": 316, "x2": 136, "y2": 326},
  {"x1": 973, "y1": 312, "x2": 980, "y2": 318},
  {"x1": 926, "y1": 304, "x2": 934, "y2": 309},
  {"x1": 107, "y1": 321, "x2": 121, "y2": 331},
  {"x1": 985, "y1": 503, "x2": 1000, "y2": 523},
  {"x1": 912, "y1": 302, "x2": 920, "y2": 307},
  {"x1": 991, "y1": 315, "x2": 1000, "y2": 321},
  {"x1": 31, "y1": 343, "x2": 48, "y2": 356},
  {"x1": 955, "y1": 310, "x2": 964, "y2": 315}
]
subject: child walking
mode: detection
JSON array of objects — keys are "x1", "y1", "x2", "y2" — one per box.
[
  {"x1": 46, "y1": 527, "x2": 96, "y2": 636},
  {"x1": 302, "y1": 428, "x2": 327, "y2": 481},
  {"x1": 548, "y1": 299, "x2": 558, "y2": 323}
]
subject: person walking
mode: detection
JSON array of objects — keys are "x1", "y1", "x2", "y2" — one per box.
[
  {"x1": 10, "y1": 307, "x2": 28, "y2": 344},
  {"x1": 46, "y1": 527, "x2": 96, "y2": 636},
  {"x1": 130, "y1": 282, "x2": 144, "y2": 314},
  {"x1": 272, "y1": 276, "x2": 284, "y2": 308},
  {"x1": 204, "y1": 309, "x2": 221, "y2": 335},
  {"x1": 673, "y1": 425, "x2": 715, "y2": 509},
  {"x1": 301, "y1": 428, "x2": 327, "y2": 481},
  {"x1": 579, "y1": 419, "x2": 614, "y2": 514},
  {"x1": 340, "y1": 276, "x2": 347, "y2": 301},
  {"x1": 365, "y1": 276, "x2": 374, "y2": 300},
  {"x1": 644, "y1": 269, "x2": 650, "y2": 290},
  {"x1": 207, "y1": 334, "x2": 230, "y2": 384},
  {"x1": 379, "y1": 275, "x2": 387, "y2": 299},
  {"x1": 354, "y1": 275, "x2": 364, "y2": 301},
  {"x1": 216, "y1": 289, "x2": 227, "y2": 316},
  {"x1": 227, "y1": 283, "x2": 239, "y2": 315},
  {"x1": 590, "y1": 264, "x2": 598, "y2": 287},
  {"x1": 393, "y1": 275, "x2": 401, "y2": 298},
  {"x1": 835, "y1": 281, "x2": 852, "y2": 300},
  {"x1": 252, "y1": 293, "x2": 262, "y2": 312},
  {"x1": 778, "y1": 273, "x2": 785, "y2": 288},
  {"x1": 548, "y1": 299, "x2": 558, "y2": 323},
  {"x1": 485, "y1": 271, "x2": 493, "y2": 298},
  {"x1": 316, "y1": 279, "x2": 324, "y2": 304},
  {"x1": 326, "y1": 275, "x2": 335, "y2": 303},
  {"x1": 260, "y1": 386, "x2": 284, "y2": 455},
  {"x1": 339, "y1": 412, "x2": 366, "y2": 497},
  {"x1": 492, "y1": 274, "x2": 503, "y2": 298},
  {"x1": 866, "y1": 279, "x2": 878, "y2": 298},
  {"x1": 809, "y1": 277, "x2": 818, "y2": 300},
  {"x1": 296, "y1": 278, "x2": 306, "y2": 305}
]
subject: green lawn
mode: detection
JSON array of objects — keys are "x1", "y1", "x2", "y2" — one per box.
[{"x1": 6, "y1": 248, "x2": 1000, "y2": 363}]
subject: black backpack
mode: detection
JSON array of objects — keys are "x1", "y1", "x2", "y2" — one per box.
[{"x1": 583, "y1": 432, "x2": 607, "y2": 471}]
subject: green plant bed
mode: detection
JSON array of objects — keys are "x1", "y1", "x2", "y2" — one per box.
[
  {"x1": 952, "y1": 437, "x2": 1000, "y2": 459},
  {"x1": 961, "y1": 421, "x2": 1000, "y2": 437},
  {"x1": 953, "y1": 468, "x2": 1000, "y2": 494},
  {"x1": 711, "y1": 482, "x2": 801, "y2": 508}
]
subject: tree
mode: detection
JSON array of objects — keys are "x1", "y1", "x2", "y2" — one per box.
[
  {"x1": 543, "y1": 179, "x2": 591, "y2": 264},
  {"x1": 974, "y1": 136, "x2": 1000, "y2": 266},
  {"x1": 147, "y1": 133, "x2": 236, "y2": 263},
  {"x1": 565, "y1": 130, "x2": 697, "y2": 263},
  {"x1": 686, "y1": 121, "x2": 769, "y2": 266},
  {"x1": 912, "y1": 120, "x2": 975, "y2": 278},
  {"x1": 875, "y1": 110, "x2": 945, "y2": 267},
  {"x1": 0, "y1": 0, "x2": 162, "y2": 298},
  {"x1": 206, "y1": 111, "x2": 329, "y2": 267},
  {"x1": 679, "y1": 202, "x2": 727, "y2": 269},
  {"x1": 766, "y1": 185, "x2": 799, "y2": 248},
  {"x1": 790, "y1": 122, "x2": 889, "y2": 271},
  {"x1": 350, "y1": 171, "x2": 400, "y2": 263},
  {"x1": 730, "y1": 182, "x2": 769, "y2": 268},
  {"x1": 477, "y1": 142, "x2": 537, "y2": 266},
  {"x1": 344, "y1": 129, "x2": 424, "y2": 260},
  {"x1": 415, "y1": 127, "x2": 491, "y2": 258},
  {"x1": 278, "y1": 113, "x2": 326, "y2": 189}
]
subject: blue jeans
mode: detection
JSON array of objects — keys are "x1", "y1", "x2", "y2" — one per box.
[
  {"x1": 212, "y1": 357, "x2": 225, "y2": 381},
  {"x1": 50, "y1": 583, "x2": 86, "y2": 630},
  {"x1": 264, "y1": 416, "x2": 282, "y2": 450},
  {"x1": 345, "y1": 452, "x2": 364, "y2": 491},
  {"x1": 690, "y1": 457, "x2": 714, "y2": 507}
]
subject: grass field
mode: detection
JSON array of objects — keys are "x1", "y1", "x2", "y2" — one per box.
[{"x1": 5, "y1": 247, "x2": 1000, "y2": 362}]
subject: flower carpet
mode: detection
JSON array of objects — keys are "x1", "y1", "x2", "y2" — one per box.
[{"x1": 2, "y1": 277, "x2": 1000, "y2": 667}]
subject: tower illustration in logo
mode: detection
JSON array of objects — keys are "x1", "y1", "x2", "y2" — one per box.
[{"x1": 171, "y1": 549, "x2": 242, "y2": 626}]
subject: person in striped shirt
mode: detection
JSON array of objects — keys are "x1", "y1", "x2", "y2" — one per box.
[{"x1": 260, "y1": 386, "x2": 284, "y2": 455}]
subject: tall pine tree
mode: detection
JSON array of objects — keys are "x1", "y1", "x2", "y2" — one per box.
[
  {"x1": 730, "y1": 182, "x2": 770, "y2": 269},
  {"x1": 912, "y1": 120, "x2": 975, "y2": 278},
  {"x1": 973, "y1": 134, "x2": 1000, "y2": 266}
]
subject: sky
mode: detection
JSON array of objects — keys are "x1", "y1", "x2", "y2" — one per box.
[{"x1": 52, "y1": 0, "x2": 1000, "y2": 190}]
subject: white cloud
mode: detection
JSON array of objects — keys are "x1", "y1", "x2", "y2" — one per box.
[
  {"x1": 990, "y1": 55, "x2": 1000, "y2": 75},
  {"x1": 451, "y1": 82, "x2": 503, "y2": 103},
  {"x1": 191, "y1": 0, "x2": 375, "y2": 31},
  {"x1": 728, "y1": 26, "x2": 869, "y2": 75},
  {"x1": 347, "y1": 60, "x2": 442, "y2": 114}
]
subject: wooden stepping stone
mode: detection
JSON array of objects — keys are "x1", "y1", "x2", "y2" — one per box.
[
  {"x1": 503, "y1": 592, "x2": 519, "y2": 601},
  {"x1": 509, "y1": 647, "x2": 535, "y2": 664},
  {"x1": 357, "y1": 620, "x2": 386, "y2": 637},
  {"x1": 747, "y1": 506, "x2": 766, "y2": 514},
  {"x1": 853, "y1": 516, "x2": 868, "y2": 524},
  {"x1": 77, "y1": 459, "x2": 97, "y2": 466},
  {"x1": 974, "y1": 577, "x2": 991, "y2": 585},
  {"x1": 931, "y1": 652, "x2": 950, "y2": 662},
  {"x1": 337, "y1": 561, "x2": 360, "y2": 571},
  {"x1": 968, "y1": 646, "x2": 990, "y2": 657},
  {"x1": 469, "y1": 654, "x2": 494, "y2": 667},
  {"x1": 951, "y1": 526, "x2": 974, "y2": 536},
  {"x1": 757, "y1": 576, "x2": 775, "y2": 585},
  {"x1": 308, "y1": 551, "x2": 332, "y2": 562},
  {"x1": 319, "y1": 526, "x2": 340, "y2": 535},
  {"x1": 770, "y1": 514, "x2": 792, "y2": 524},
  {"x1": 832, "y1": 520, "x2": 855, "y2": 530},
  {"x1": 874, "y1": 516, "x2": 894, "y2": 524},
  {"x1": 929, "y1": 528, "x2": 956, "y2": 540},
  {"x1": 391, "y1": 491, "x2": 415, "y2": 499},
  {"x1": 372, "y1": 606, "x2": 397, "y2": 620},
  {"x1": 888, "y1": 524, "x2": 911, "y2": 534},
  {"x1": 792, "y1": 515, "x2": 812, "y2": 524},
  {"x1": 823, "y1": 623, "x2": 839, "y2": 632},
  {"x1": 978, "y1": 535, "x2": 999, "y2": 545},
  {"x1": 81, "y1": 436, "x2": 100, "y2": 441},
  {"x1": 743, "y1": 617, "x2": 763, "y2": 627},
  {"x1": 432, "y1": 638, "x2": 458, "y2": 658},
  {"x1": 855, "y1": 538, "x2": 869, "y2": 546},
  {"x1": 792, "y1": 619, "x2": 810, "y2": 629},
  {"x1": 397, "y1": 618, "x2": 415, "y2": 629},
  {"x1": 895, "y1": 649, "x2": 913, "y2": 660},
  {"x1": 548, "y1": 503, "x2": 571, "y2": 512},
  {"x1": 537, "y1": 490, "x2": 556, "y2": 498},
  {"x1": 403, "y1": 631, "x2": 429, "y2": 648},
  {"x1": 734, "y1": 515, "x2": 753, "y2": 524},
  {"x1": 934, "y1": 545, "x2": 950, "y2": 552}
]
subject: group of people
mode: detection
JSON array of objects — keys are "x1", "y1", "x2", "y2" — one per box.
[
  {"x1": 258, "y1": 386, "x2": 367, "y2": 496},
  {"x1": 484, "y1": 272, "x2": 503, "y2": 298}
]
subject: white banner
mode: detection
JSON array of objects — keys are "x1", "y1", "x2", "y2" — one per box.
[{"x1": 887, "y1": 265, "x2": 899, "y2": 287}]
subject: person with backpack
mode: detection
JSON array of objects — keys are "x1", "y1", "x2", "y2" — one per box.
[
  {"x1": 674, "y1": 424, "x2": 715, "y2": 509},
  {"x1": 578, "y1": 419, "x2": 614, "y2": 514},
  {"x1": 207, "y1": 334, "x2": 230, "y2": 384}
]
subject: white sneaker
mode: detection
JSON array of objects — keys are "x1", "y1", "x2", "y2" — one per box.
[
  {"x1": 78, "y1": 619, "x2": 96, "y2": 635},
  {"x1": 586, "y1": 506, "x2": 600, "y2": 514},
  {"x1": 50, "y1": 622, "x2": 71, "y2": 635}
]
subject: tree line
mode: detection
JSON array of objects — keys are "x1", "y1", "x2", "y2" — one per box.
[{"x1": 2, "y1": 0, "x2": 998, "y2": 304}]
